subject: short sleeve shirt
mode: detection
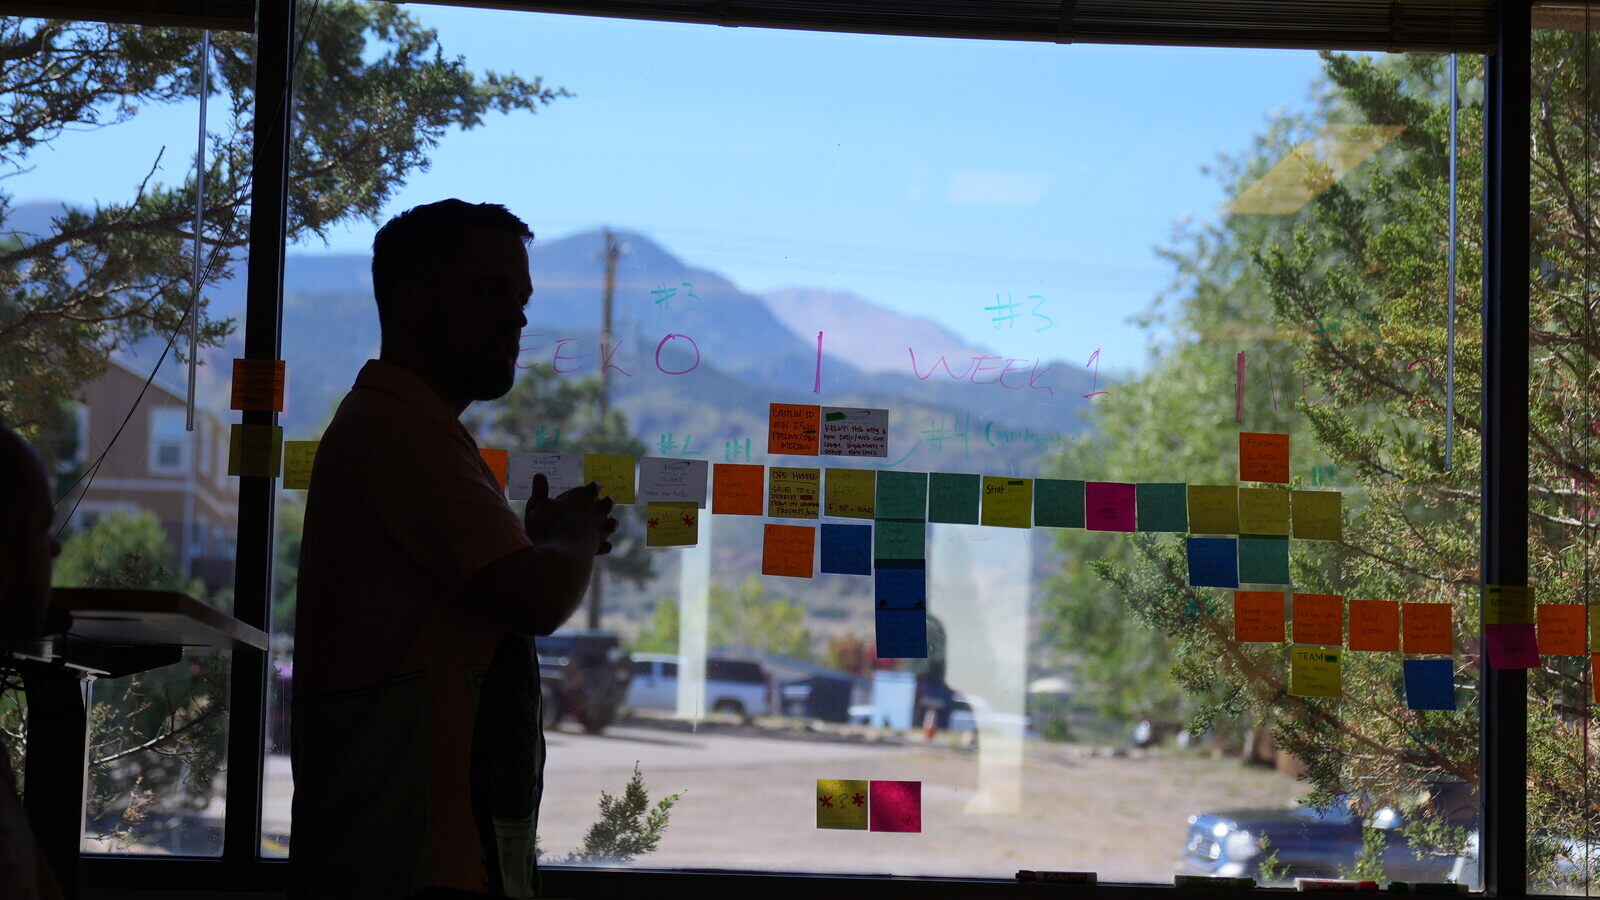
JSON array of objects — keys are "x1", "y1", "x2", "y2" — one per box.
[{"x1": 289, "y1": 359, "x2": 537, "y2": 898}]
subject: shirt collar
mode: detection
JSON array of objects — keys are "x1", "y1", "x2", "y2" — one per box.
[{"x1": 353, "y1": 359, "x2": 462, "y2": 423}]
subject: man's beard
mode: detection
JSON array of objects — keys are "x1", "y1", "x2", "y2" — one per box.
[{"x1": 432, "y1": 343, "x2": 517, "y2": 402}]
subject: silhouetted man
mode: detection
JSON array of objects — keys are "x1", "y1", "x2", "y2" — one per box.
[{"x1": 290, "y1": 200, "x2": 616, "y2": 899}]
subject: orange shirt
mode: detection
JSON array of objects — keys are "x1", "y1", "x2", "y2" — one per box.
[{"x1": 289, "y1": 359, "x2": 535, "y2": 898}]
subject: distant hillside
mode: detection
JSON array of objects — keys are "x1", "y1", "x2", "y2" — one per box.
[{"x1": 762, "y1": 286, "x2": 993, "y2": 376}]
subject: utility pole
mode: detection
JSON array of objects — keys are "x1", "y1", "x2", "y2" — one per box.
[{"x1": 587, "y1": 228, "x2": 621, "y2": 630}]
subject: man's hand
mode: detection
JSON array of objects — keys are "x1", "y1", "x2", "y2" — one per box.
[{"x1": 524, "y1": 473, "x2": 619, "y2": 555}]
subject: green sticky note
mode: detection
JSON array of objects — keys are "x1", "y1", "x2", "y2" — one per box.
[
  {"x1": 1136, "y1": 483, "x2": 1188, "y2": 532},
  {"x1": 874, "y1": 519, "x2": 926, "y2": 560},
  {"x1": 875, "y1": 471, "x2": 928, "y2": 520},
  {"x1": 927, "y1": 473, "x2": 980, "y2": 524},
  {"x1": 1238, "y1": 534, "x2": 1290, "y2": 584},
  {"x1": 1035, "y1": 479, "x2": 1085, "y2": 528}
]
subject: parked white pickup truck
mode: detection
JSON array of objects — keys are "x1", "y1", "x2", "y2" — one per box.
[{"x1": 626, "y1": 653, "x2": 772, "y2": 722}]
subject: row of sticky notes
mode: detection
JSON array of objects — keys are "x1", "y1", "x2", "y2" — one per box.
[
  {"x1": 1287, "y1": 646, "x2": 1458, "y2": 710},
  {"x1": 1233, "y1": 592, "x2": 1454, "y2": 653},
  {"x1": 816, "y1": 779, "x2": 921, "y2": 832},
  {"x1": 770, "y1": 403, "x2": 890, "y2": 457}
]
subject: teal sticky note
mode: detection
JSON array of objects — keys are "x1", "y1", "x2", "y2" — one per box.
[
  {"x1": 927, "y1": 473, "x2": 980, "y2": 524},
  {"x1": 1035, "y1": 479, "x2": 1085, "y2": 528},
  {"x1": 875, "y1": 471, "x2": 928, "y2": 521},
  {"x1": 874, "y1": 519, "x2": 926, "y2": 560},
  {"x1": 1136, "y1": 483, "x2": 1188, "y2": 533},
  {"x1": 1238, "y1": 534, "x2": 1291, "y2": 585}
]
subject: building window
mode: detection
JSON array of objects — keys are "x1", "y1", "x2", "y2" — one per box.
[{"x1": 148, "y1": 407, "x2": 190, "y2": 475}]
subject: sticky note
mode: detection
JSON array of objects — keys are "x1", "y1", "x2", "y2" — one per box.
[
  {"x1": 228, "y1": 424, "x2": 283, "y2": 477},
  {"x1": 1034, "y1": 479, "x2": 1085, "y2": 528},
  {"x1": 507, "y1": 452, "x2": 582, "y2": 501},
  {"x1": 1292, "y1": 594, "x2": 1344, "y2": 646},
  {"x1": 819, "y1": 524, "x2": 872, "y2": 575},
  {"x1": 1135, "y1": 483, "x2": 1188, "y2": 533},
  {"x1": 1187, "y1": 537, "x2": 1239, "y2": 588},
  {"x1": 768, "y1": 403, "x2": 821, "y2": 455},
  {"x1": 874, "y1": 520, "x2": 926, "y2": 561},
  {"x1": 825, "y1": 468, "x2": 876, "y2": 518},
  {"x1": 868, "y1": 780, "x2": 921, "y2": 833},
  {"x1": 875, "y1": 560, "x2": 926, "y2": 609},
  {"x1": 713, "y1": 463, "x2": 764, "y2": 515},
  {"x1": 1085, "y1": 481, "x2": 1136, "y2": 532},
  {"x1": 1485, "y1": 622, "x2": 1538, "y2": 669},
  {"x1": 1484, "y1": 584, "x2": 1532, "y2": 624},
  {"x1": 1401, "y1": 603, "x2": 1453, "y2": 655},
  {"x1": 1289, "y1": 645, "x2": 1342, "y2": 698},
  {"x1": 981, "y1": 477, "x2": 1034, "y2": 528},
  {"x1": 584, "y1": 453, "x2": 636, "y2": 504},
  {"x1": 1538, "y1": 604, "x2": 1587, "y2": 656},
  {"x1": 1240, "y1": 432, "x2": 1290, "y2": 483},
  {"x1": 817, "y1": 779, "x2": 869, "y2": 830},
  {"x1": 282, "y1": 440, "x2": 317, "y2": 490},
  {"x1": 761, "y1": 524, "x2": 815, "y2": 578},
  {"x1": 875, "y1": 608, "x2": 927, "y2": 658},
  {"x1": 1234, "y1": 591, "x2": 1286, "y2": 643},
  {"x1": 768, "y1": 467, "x2": 822, "y2": 519},
  {"x1": 875, "y1": 471, "x2": 928, "y2": 520},
  {"x1": 1187, "y1": 486, "x2": 1240, "y2": 534},
  {"x1": 1591, "y1": 606, "x2": 1600, "y2": 652},
  {"x1": 479, "y1": 448, "x2": 510, "y2": 492},
  {"x1": 230, "y1": 358, "x2": 286, "y2": 412},
  {"x1": 645, "y1": 502, "x2": 698, "y2": 548},
  {"x1": 1403, "y1": 659, "x2": 1456, "y2": 710},
  {"x1": 1238, "y1": 535, "x2": 1290, "y2": 584},
  {"x1": 637, "y1": 457, "x2": 710, "y2": 506},
  {"x1": 927, "y1": 473, "x2": 981, "y2": 524},
  {"x1": 820, "y1": 407, "x2": 889, "y2": 458},
  {"x1": 1348, "y1": 600, "x2": 1400, "y2": 652},
  {"x1": 1238, "y1": 487, "x2": 1290, "y2": 536},
  {"x1": 1291, "y1": 490, "x2": 1342, "y2": 541}
]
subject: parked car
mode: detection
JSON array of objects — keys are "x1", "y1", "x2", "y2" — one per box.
[
  {"x1": 626, "y1": 653, "x2": 772, "y2": 722},
  {"x1": 536, "y1": 630, "x2": 633, "y2": 734}
]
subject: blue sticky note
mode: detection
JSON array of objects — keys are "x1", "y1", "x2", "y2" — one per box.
[
  {"x1": 874, "y1": 560, "x2": 926, "y2": 610},
  {"x1": 1403, "y1": 659, "x2": 1456, "y2": 711},
  {"x1": 1187, "y1": 537, "x2": 1240, "y2": 589},
  {"x1": 1238, "y1": 534, "x2": 1290, "y2": 585},
  {"x1": 820, "y1": 523, "x2": 872, "y2": 575},
  {"x1": 876, "y1": 608, "x2": 928, "y2": 658}
]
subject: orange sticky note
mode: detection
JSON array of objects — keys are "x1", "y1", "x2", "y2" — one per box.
[
  {"x1": 768, "y1": 403, "x2": 821, "y2": 456},
  {"x1": 230, "y1": 358, "x2": 286, "y2": 412},
  {"x1": 479, "y1": 448, "x2": 509, "y2": 493},
  {"x1": 1401, "y1": 602, "x2": 1453, "y2": 655},
  {"x1": 1240, "y1": 432, "x2": 1290, "y2": 484},
  {"x1": 1234, "y1": 591, "x2": 1286, "y2": 643},
  {"x1": 762, "y1": 523, "x2": 815, "y2": 578},
  {"x1": 1292, "y1": 593, "x2": 1344, "y2": 646},
  {"x1": 713, "y1": 464, "x2": 764, "y2": 515},
  {"x1": 1348, "y1": 599, "x2": 1400, "y2": 652},
  {"x1": 1538, "y1": 604, "x2": 1587, "y2": 656}
]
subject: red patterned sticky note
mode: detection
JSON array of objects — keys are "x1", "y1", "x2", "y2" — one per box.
[{"x1": 868, "y1": 780, "x2": 921, "y2": 833}]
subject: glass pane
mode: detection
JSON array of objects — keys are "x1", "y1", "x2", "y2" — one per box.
[
  {"x1": 1, "y1": 15, "x2": 255, "y2": 855},
  {"x1": 273, "y1": 3, "x2": 1485, "y2": 887}
]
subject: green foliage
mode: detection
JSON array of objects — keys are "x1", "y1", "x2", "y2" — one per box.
[
  {"x1": 628, "y1": 576, "x2": 814, "y2": 661},
  {"x1": 1339, "y1": 825, "x2": 1389, "y2": 883},
  {"x1": 632, "y1": 598, "x2": 679, "y2": 654},
  {"x1": 52, "y1": 510, "x2": 202, "y2": 596},
  {"x1": 1256, "y1": 833, "x2": 1289, "y2": 886},
  {"x1": 548, "y1": 764, "x2": 681, "y2": 865}
]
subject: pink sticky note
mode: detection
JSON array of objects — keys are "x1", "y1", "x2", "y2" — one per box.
[
  {"x1": 868, "y1": 780, "x2": 921, "y2": 833},
  {"x1": 1085, "y1": 482, "x2": 1136, "y2": 532},
  {"x1": 1485, "y1": 622, "x2": 1539, "y2": 670}
]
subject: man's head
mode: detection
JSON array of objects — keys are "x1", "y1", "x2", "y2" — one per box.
[
  {"x1": 372, "y1": 199, "x2": 534, "y2": 404},
  {"x1": 0, "y1": 422, "x2": 61, "y2": 648}
]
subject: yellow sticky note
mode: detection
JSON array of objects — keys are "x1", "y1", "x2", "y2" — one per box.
[
  {"x1": 645, "y1": 502, "x2": 698, "y2": 547},
  {"x1": 817, "y1": 779, "x2": 869, "y2": 830},
  {"x1": 282, "y1": 440, "x2": 318, "y2": 490},
  {"x1": 980, "y1": 477, "x2": 1033, "y2": 528},
  {"x1": 1291, "y1": 490, "x2": 1343, "y2": 541},
  {"x1": 1238, "y1": 487, "x2": 1290, "y2": 536},
  {"x1": 1289, "y1": 645, "x2": 1341, "y2": 698},
  {"x1": 228, "y1": 424, "x2": 283, "y2": 477},
  {"x1": 1484, "y1": 584, "x2": 1532, "y2": 625},
  {"x1": 1187, "y1": 485, "x2": 1239, "y2": 534},
  {"x1": 584, "y1": 454, "x2": 636, "y2": 505},
  {"x1": 825, "y1": 468, "x2": 876, "y2": 519},
  {"x1": 768, "y1": 467, "x2": 821, "y2": 519}
]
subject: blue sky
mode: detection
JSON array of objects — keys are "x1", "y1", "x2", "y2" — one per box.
[{"x1": 16, "y1": 6, "x2": 1329, "y2": 373}]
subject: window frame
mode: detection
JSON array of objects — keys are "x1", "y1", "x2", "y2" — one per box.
[{"x1": 146, "y1": 407, "x2": 192, "y2": 477}]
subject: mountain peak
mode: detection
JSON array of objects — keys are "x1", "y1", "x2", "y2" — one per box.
[{"x1": 761, "y1": 286, "x2": 995, "y2": 376}]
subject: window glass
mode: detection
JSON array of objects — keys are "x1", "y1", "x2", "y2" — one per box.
[{"x1": 273, "y1": 3, "x2": 1485, "y2": 884}]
